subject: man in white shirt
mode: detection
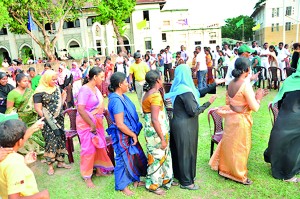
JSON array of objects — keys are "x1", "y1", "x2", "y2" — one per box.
[
  {"x1": 162, "y1": 48, "x2": 172, "y2": 82},
  {"x1": 180, "y1": 45, "x2": 189, "y2": 63},
  {"x1": 115, "y1": 50, "x2": 125, "y2": 73},
  {"x1": 277, "y1": 42, "x2": 290, "y2": 79},
  {"x1": 223, "y1": 44, "x2": 232, "y2": 67},
  {"x1": 260, "y1": 42, "x2": 270, "y2": 78},
  {"x1": 225, "y1": 44, "x2": 259, "y2": 87},
  {"x1": 1, "y1": 58, "x2": 9, "y2": 68},
  {"x1": 195, "y1": 46, "x2": 208, "y2": 90}
]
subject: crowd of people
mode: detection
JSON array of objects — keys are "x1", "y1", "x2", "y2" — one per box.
[{"x1": 0, "y1": 41, "x2": 299, "y2": 198}]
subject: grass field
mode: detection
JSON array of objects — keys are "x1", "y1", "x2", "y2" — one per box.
[{"x1": 32, "y1": 86, "x2": 300, "y2": 199}]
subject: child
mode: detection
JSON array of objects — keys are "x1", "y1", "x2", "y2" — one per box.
[{"x1": 0, "y1": 119, "x2": 49, "y2": 199}]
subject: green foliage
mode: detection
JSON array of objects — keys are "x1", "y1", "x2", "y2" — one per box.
[
  {"x1": 21, "y1": 47, "x2": 32, "y2": 64},
  {"x1": 95, "y1": 0, "x2": 136, "y2": 36},
  {"x1": 0, "y1": 1, "x2": 11, "y2": 28},
  {"x1": 222, "y1": 15, "x2": 256, "y2": 42}
]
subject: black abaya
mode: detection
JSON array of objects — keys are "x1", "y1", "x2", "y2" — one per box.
[
  {"x1": 170, "y1": 92, "x2": 210, "y2": 186},
  {"x1": 264, "y1": 90, "x2": 300, "y2": 180}
]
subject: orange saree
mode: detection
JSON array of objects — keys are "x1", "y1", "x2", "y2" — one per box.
[{"x1": 209, "y1": 82, "x2": 260, "y2": 184}]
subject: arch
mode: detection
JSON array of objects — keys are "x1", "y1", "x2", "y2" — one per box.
[
  {"x1": 116, "y1": 35, "x2": 131, "y2": 54},
  {"x1": 0, "y1": 46, "x2": 11, "y2": 60},
  {"x1": 19, "y1": 43, "x2": 33, "y2": 60},
  {"x1": 67, "y1": 39, "x2": 81, "y2": 49}
]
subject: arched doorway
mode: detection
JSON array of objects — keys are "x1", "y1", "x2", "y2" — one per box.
[
  {"x1": 19, "y1": 44, "x2": 34, "y2": 62},
  {"x1": 68, "y1": 40, "x2": 81, "y2": 49},
  {"x1": 117, "y1": 36, "x2": 131, "y2": 54},
  {"x1": 0, "y1": 47, "x2": 10, "y2": 62}
]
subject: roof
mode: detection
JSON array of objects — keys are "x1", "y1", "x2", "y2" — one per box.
[
  {"x1": 162, "y1": 0, "x2": 189, "y2": 11},
  {"x1": 251, "y1": 2, "x2": 266, "y2": 18},
  {"x1": 136, "y1": 0, "x2": 166, "y2": 4}
]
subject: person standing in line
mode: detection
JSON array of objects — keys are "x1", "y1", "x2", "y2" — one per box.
[
  {"x1": 107, "y1": 72, "x2": 147, "y2": 196},
  {"x1": 27, "y1": 67, "x2": 41, "y2": 91},
  {"x1": 180, "y1": 45, "x2": 189, "y2": 63},
  {"x1": 129, "y1": 52, "x2": 150, "y2": 115},
  {"x1": 70, "y1": 62, "x2": 82, "y2": 104},
  {"x1": 260, "y1": 42, "x2": 270, "y2": 77},
  {"x1": 195, "y1": 46, "x2": 208, "y2": 90},
  {"x1": 0, "y1": 72, "x2": 14, "y2": 114},
  {"x1": 162, "y1": 48, "x2": 172, "y2": 82},
  {"x1": 210, "y1": 58, "x2": 268, "y2": 185},
  {"x1": 165, "y1": 64, "x2": 217, "y2": 190},
  {"x1": 115, "y1": 50, "x2": 125, "y2": 74},
  {"x1": 277, "y1": 42, "x2": 290, "y2": 80}
]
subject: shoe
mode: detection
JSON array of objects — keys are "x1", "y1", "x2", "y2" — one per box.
[{"x1": 180, "y1": 184, "x2": 199, "y2": 190}]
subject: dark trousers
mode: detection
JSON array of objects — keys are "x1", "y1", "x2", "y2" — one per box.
[{"x1": 164, "y1": 63, "x2": 172, "y2": 82}]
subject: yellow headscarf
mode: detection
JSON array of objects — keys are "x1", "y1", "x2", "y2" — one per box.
[{"x1": 35, "y1": 70, "x2": 58, "y2": 94}]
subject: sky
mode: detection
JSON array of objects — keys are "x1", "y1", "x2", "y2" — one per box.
[{"x1": 164, "y1": 0, "x2": 258, "y2": 25}]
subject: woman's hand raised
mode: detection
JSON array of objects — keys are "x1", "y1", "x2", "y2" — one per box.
[{"x1": 209, "y1": 94, "x2": 217, "y2": 104}]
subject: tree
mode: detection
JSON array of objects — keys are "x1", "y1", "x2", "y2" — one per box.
[
  {"x1": 95, "y1": 0, "x2": 136, "y2": 53},
  {"x1": 0, "y1": 2, "x2": 11, "y2": 28},
  {"x1": 222, "y1": 15, "x2": 256, "y2": 42},
  {"x1": 2, "y1": 0, "x2": 88, "y2": 60}
]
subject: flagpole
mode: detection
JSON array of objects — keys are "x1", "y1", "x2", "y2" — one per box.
[{"x1": 242, "y1": 23, "x2": 245, "y2": 42}]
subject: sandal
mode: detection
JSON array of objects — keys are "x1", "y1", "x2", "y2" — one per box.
[
  {"x1": 47, "y1": 168, "x2": 55, "y2": 176},
  {"x1": 133, "y1": 181, "x2": 145, "y2": 188},
  {"x1": 57, "y1": 163, "x2": 72, "y2": 169},
  {"x1": 180, "y1": 184, "x2": 199, "y2": 190},
  {"x1": 243, "y1": 179, "x2": 253, "y2": 185},
  {"x1": 149, "y1": 188, "x2": 166, "y2": 196},
  {"x1": 284, "y1": 177, "x2": 300, "y2": 183}
]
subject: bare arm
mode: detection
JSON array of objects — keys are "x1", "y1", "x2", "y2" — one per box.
[
  {"x1": 77, "y1": 105, "x2": 96, "y2": 133},
  {"x1": 34, "y1": 103, "x2": 43, "y2": 117},
  {"x1": 114, "y1": 112, "x2": 137, "y2": 145},
  {"x1": 150, "y1": 105, "x2": 166, "y2": 149},
  {"x1": 8, "y1": 190, "x2": 50, "y2": 199}
]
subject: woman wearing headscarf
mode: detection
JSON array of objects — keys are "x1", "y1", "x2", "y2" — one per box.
[
  {"x1": 57, "y1": 62, "x2": 73, "y2": 108},
  {"x1": 106, "y1": 72, "x2": 147, "y2": 196},
  {"x1": 33, "y1": 70, "x2": 71, "y2": 175},
  {"x1": 164, "y1": 64, "x2": 216, "y2": 190},
  {"x1": 70, "y1": 62, "x2": 82, "y2": 104},
  {"x1": 264, "y1": 59, "x2": 300, "y2": 182},
  {"x1": 0, "y1": 72, "x2": 14, "y2": 114},
  {"x1": 76, "y1": 67, "x2": 114, "y2": 188},
  {"x1": 209, "y1": 58, "x2": 268, "y2": 185}
]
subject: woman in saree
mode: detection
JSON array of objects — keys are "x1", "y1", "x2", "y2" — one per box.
[
  {"x1": 76, "y1": 67, "x2": 114, "y2": 188},
  {"x1": 0, "y1": 72, "x2": 14, "y2": 114},
  {"x1": 165, "y1": 64, "x2": 216, "y2": 190},
  {"x1": 33, "y1": 70, "x2": 71, "y2": 175},
  {"x1": 264, "y1": 59, "x2": 300, "y2": 182},
  {"x1": 57, "y1": 62, "x2": 73, "y2": 108},
  {"x1": 209, "y1": 57, "x2": 268, "y2": 185},
  {"x1": 205, "y1": 48, "x2": 214, "y2": 84},
  {"x1": 142, "y1": 70, "x2": 176, "y2": 196},
  {"x1": 107, "y1": 72, "x2": 147, "y2": 196},
  {"x1": 6, "y1": 73, "x2": 44, "y2": 154},
  {"x1": 70, "y1": 62, "x2": 82, "y2": 104}
]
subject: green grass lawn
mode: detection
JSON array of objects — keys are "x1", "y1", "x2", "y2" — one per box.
[{"x1": 33, "y1": 86, "x2": 300, "y2": 199}]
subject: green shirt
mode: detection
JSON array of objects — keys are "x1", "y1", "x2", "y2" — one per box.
[{"x1": 252, "y1": 55, "x2": 261, "y2": 67}]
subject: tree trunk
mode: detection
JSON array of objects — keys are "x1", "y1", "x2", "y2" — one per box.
[
  {"x1": 112, "y1": 20, "x2": 126, "y2": 54},
  {"x1": 44, "y1": 37, "x2": 56, "y2": 61}
]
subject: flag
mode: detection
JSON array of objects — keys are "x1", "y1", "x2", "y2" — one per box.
[
  {"x1": 236, "y1": 18, "x2": 244, "y2": 28},
  {"x1": 27, "y1": 11, "x2": 37, "y2": 31},
  {"x1": 252, "y1": 23, "x2": 260, "y2": 31},
  {"x1": 177, "y1": 18, "x2": 188, "y2": 25},
  {"x1": 136, "y1": 19, "x2": 147, "y2": 30}
]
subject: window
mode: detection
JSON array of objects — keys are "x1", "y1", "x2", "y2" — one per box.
[
  {"x1": 124, "y1": 17, "x2": 130, "y2": 23},
  {"x1": 63, "y1": 19, "x2": 80, "y2": 29},
  {"x1": 145, "y1": 40, "x2": 152, "y2": 50},
  {"x1": 276, "y1": 23, "x2": 279, "y2": 31},
  {"x1": 210, "y1": 32, "x2": 216, "y2": 38},
  {"x1": 45, "y1": 23, "x2": 56, "y2": 31},
  {"x1": 272, "y1": 8, "x2": 279, "y2": 17},
  {"x1": 271, "y1": 23, "x2": 274, "y2": 32},
  {"x1": 209, "y1": 40, "x2": 216, "y2": 44},
  {"x1": 0, "y1": 28, "x2": 8, "y2": 35},
  {"x1": 162, "y1": 33, "x2": 167, "y2": 42},
  {"x1": 163, "y1": 21, "x2": 170, "y2": 26},
  {"x1": 285, "y1": 22, "x2": 291, "y2": 31},
  {"x1": 87, "y1": 17, "x2": 95, "y2": 26},
  {"x1": 286, "y1": 6, "x2": 292, "y2": 16},
  {"x1": 143, "y1": 10, "x2": 149, "y2": 21},
  {"x1": 194, "y1": 41, "x2": 201, "y2": 45}
]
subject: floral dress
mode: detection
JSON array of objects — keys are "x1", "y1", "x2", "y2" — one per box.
[
  {"x1": 33, "y1": 87, "x2": 68, "y2": 163},
  {"x1": 142, "y1": 92, "x2": 173, "y2": 191}
]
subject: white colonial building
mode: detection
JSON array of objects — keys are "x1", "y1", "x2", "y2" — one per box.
[{"x1": 0, "y1": 0, "x2": 221, "y2": 62}]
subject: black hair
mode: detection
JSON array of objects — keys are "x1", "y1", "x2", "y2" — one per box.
[
  {"x1": 16, "y1": 73, "x2": 27, "y2": 87},
  {"x1": 44, "y1": 62, "x2": 51, "y2": 68},
  {"x1": 0, "y1": 120, "x2": 27, "y2": 147},
  {"x1": 14, "y1": 69, "x2": 23, "y2": 76},
  {"x1": 117, "y1": 49, "x2": 122, "y2": 55},
  {"x1": 196, "y1": 46, "x2": 201, "y2": 50},
  {"x1": 28, "y1": 67, "x2": 35, "y2": 72},
  {"x1": 269, "y1": 45, "x2": 278, "y2": 56},
  {"x1": 279, "y1": 42, "x2": 284, "y2": 46},
  {"x1": 95, "y1": 58, "x2": 100, "y2": 61},
  {"x1": 88, "y1": 67, "x2": 104, "y2": 81},
  {"x1": 108, "y1": 72, "x2": 126, "y2": 93},
  {"x1": 232, "y1": 57, "x2": 250, "y2": 79},
  {"x1": 143, "y1": 70, "x2": 160, "y2": 92},
  {"x1": 252, "y1": 41, "x2": 256, "y2": 45},
  {"x1": 144, "y1": 54, "x2": 150, "y2": 61},
  {"x1": 0, "y1": 72, "x2": 7, "y2": 79}
]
